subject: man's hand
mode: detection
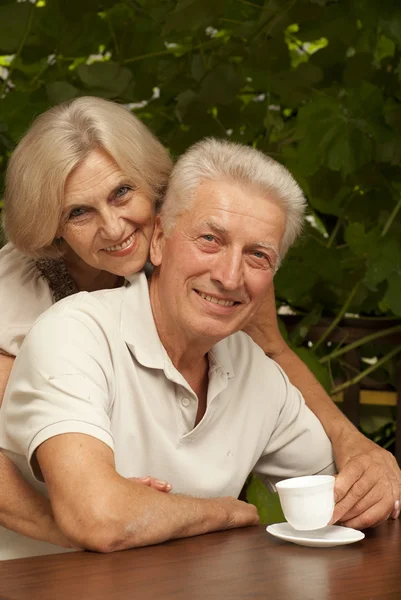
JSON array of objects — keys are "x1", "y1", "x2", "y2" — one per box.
[
  {"x1": 332, "y1": 429, "x2": 401, "y2": 529},
  {"x1": 216, "y1": 497, "x2": 260, "y2": 530}
]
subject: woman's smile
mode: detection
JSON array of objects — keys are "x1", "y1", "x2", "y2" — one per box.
[{"x1": 102, "y1": 231, "x2": 137, "y2": 256}]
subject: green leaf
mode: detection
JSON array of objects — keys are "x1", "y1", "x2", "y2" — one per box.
[
  {"x1": 246, "y1": 474, "x2": 285, "y2": 525},
  {"x1": 0, "y1": 2, "x2": 32, "y2": 53},
  {"x1": 380, "y1": 10, "x2": 401, "y2": 48},
  {"x1": 383, "y1": 274, "x2": 401, "y2": 316},
  {"x1": 296, "y1": 83, "x2": 389, "y2": 177},
  {"x1": 77, "y1": 62, "x2": 132, "y2": 98},
  {"x1": 364, "y1": 238, "x2": 401, "y2": 289},
  {"x1": 292, "y1": 347, "x2": 332, "y2": 392},
  {"x1": 46, "y1": 82, "x2": 79, "y2": 105},
  {"x1": 271, "y1": 62, "x2": 323, "y2": 107},
  {"x1": 199, "y1": 64, "x2": 243, "y2": 105},
  {"x1": 344, "y1": 223, "x2": 381, "y2": 259},
  {"x1": 289, "y1": 305, "x2": 323, "y2": 346},
  {"x1": 163, "y1": 0, "x2": 224, "y2": 34}
]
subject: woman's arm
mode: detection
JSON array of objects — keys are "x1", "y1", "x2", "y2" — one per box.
[
  {"x1": 0, "y1": 353, "x2": 71, "y2": 545},
  {"x1": 243, "y1": 284, "x2": 401, "y2": 528},
  {"x1": 0, "y1": 353, "x2": 14, "y2": 408},
  {"x1": 0, "y1": 451, "x2": 72, "y2": 546}
]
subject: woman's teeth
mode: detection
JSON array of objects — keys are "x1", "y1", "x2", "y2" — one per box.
[{"x1": 105, "y1": 232, "x2": 135, "y2": 252}]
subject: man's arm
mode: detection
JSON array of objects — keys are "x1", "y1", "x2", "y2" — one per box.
[
  {"x1": 244, "y1": 283, "x2": 400, "y2": 528},
  {"x1": 37, "y1": 434, "x2": 259, "y2": 552}
]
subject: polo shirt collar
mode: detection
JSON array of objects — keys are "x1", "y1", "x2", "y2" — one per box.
[
  {"x1": 121, "y1": 272, "x2": 235, "y2": 379},
  {"x1": 121, "y1": 272, "x2": 167, "y2": 370}
]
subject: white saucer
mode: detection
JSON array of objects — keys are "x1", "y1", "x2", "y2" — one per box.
[{"x1": 266, "y1": 523, "x2": 365, "y2": 547}]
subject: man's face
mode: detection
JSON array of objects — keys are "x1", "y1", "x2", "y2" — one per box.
[{"x1": 151, "y1": 179, "x2": 287, "y2": 344}]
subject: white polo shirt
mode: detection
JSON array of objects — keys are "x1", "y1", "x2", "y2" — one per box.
[{"x1": 0, "y1": 272, "x2": 334, "y2": 557}]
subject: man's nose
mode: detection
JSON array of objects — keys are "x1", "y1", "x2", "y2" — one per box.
[{"x1": 211, "y1": 249, "x2": 244, "y2": 291}]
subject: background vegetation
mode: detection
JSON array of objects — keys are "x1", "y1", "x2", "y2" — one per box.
[{"x1": 1, "y1": 0, "x2": 400, "y2": 520}]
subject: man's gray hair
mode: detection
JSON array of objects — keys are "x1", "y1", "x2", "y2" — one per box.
[{"x1": 160, "y1": 138, "x2": 306, "y2": 258}]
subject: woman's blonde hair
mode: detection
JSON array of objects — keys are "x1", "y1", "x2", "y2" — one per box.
[
  {"x1": 160, "y1": 138, "x2": 306, "y2": 259},
  {"x1": 3, "y1": 96, "x2": 173, "y2": 258}
]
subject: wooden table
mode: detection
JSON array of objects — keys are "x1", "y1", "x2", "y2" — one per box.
[{"x1": 1, "y1": 521, "x2": 400, "y2": 599}]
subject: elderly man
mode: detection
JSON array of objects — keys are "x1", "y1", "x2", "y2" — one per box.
[{"x1": 0, "y1": 139, "x2": 396, "y2": 556}]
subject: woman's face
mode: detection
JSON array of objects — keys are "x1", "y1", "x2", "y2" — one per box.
[{"x1": 59, "y1": 148, "x2": 155, "y2": 277}]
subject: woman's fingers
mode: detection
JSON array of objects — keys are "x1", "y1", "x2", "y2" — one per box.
[{"x1": 130, "y1": 476, "x2": 172, "y2": 493}]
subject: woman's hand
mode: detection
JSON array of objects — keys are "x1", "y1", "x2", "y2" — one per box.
[
  {"x1": 130, "y1": 476, "x2": 172, "y2": 493},
  {"x1": 331, "y1": 429, "x2": 401, "y2": 528}
]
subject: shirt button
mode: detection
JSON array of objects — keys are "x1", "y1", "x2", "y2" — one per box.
[{"x1": 181, "y1": 397, "x2": 190, "y2": 408}]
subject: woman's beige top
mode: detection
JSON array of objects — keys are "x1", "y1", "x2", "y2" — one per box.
[{"x1": 0, "y1": 243, "x2": 77, "y2": 356}]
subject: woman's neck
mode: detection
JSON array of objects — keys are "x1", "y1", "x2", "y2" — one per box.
[{"x1": 63, "y1": 246, "x2": 122, "y2": 292}]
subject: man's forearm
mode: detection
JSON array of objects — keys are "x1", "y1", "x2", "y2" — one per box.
[
  {"x1": 0, "y1": 452, "x2": 71, "y2": 547},
  {"x1": 47, "y1": 465, "x2": 258, "y2": 553},
  {"x1": 59, "y1": 480, "x2": 258, "y2": 553}
]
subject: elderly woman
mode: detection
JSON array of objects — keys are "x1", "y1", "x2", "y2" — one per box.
[
  {"x1": 0, "y1": 97, "x2": 399, "y2": 553},
  {"x1": 0, "y1": 97, "x2": 174, "y2": 548}
]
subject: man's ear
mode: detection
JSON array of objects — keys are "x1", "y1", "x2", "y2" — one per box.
[{"x1": 150, "y1": 215, "x2": 165, "y2": 266}]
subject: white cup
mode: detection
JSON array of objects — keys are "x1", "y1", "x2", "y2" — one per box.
[{"x1": 276, "y1": 475, "x2": 335, "y2": 531}]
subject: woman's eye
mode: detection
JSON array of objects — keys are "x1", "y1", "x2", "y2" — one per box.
[
  {"x1": 116, "y1": 186, "x2": 131, "y2": 198},
  {"x1": 69, "y1": 207, "x2": 87, "y2": 219}
]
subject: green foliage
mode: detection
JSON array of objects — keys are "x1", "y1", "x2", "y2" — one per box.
[
  {"x1": 1, "y1": 0, "x2": 401, "y2": 517},
  {"x1": 246, "y1": 474, "x2": 285, "y2": 524}
]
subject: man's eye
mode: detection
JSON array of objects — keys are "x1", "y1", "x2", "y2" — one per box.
[
  {"x1": 69, "y1": 207, "x2": 87, "y2": 219},
  {"x1": 253, "y1": 251, "x2": 267, "y2": 260},
  {"x1": 202, "y1": 234, "x2": 215, "y2": 242}
]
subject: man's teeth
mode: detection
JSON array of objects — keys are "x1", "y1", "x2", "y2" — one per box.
[
  {"x1": 104, "y1": 233, "x2": 135, "y2": 252},
  {"x1": 198, "y1": 291, "x2": 235, "y2": 307}
]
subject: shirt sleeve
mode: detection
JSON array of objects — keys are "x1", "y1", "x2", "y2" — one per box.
[
  {"x1": 0, "y1": 243, "x2": 53, "y2": 356},
  {"x1": 254, "y1": 364, "x2": 336, "y2": 488},
  {"x1": 0, "y1": 297, "x2": 115, "y2": 481}
]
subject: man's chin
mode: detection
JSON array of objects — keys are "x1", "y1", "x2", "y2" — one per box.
[{"x1": 193, "y1": 320, "x2": 241, "y2": 343}]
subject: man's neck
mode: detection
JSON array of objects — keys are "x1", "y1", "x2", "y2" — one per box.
[{"x1": 148, "y1": 273, "x2": 212, "y2": 379}]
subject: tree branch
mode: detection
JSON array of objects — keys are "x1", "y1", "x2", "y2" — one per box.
[
  {"x1": 331, "y1": 343, "x2": 401, "y2": 394},
  {"x1": 381, "y1": 195, "x2": 401, "y2": 238},
  {"x1": 0, "y1": 3, "x2": 35, "y2": 97},
  {"x1": 312, "y1": 281, "x2": 360, "y2": 352},
  {"x1": 320, "y1": 324, "x2": 401, "y2": 364}
]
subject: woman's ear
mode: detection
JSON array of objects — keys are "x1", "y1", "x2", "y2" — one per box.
[{"x1": 150, "y1": 215, "x2": 165, "y2": 266}]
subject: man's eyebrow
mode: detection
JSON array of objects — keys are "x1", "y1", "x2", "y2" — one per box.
[
  {"x1": 253, "y1": 242, "x2": 278, "y2": 258},
  {"x1": 198, "y1": 220, "x2": 229, "y2": 235}
]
